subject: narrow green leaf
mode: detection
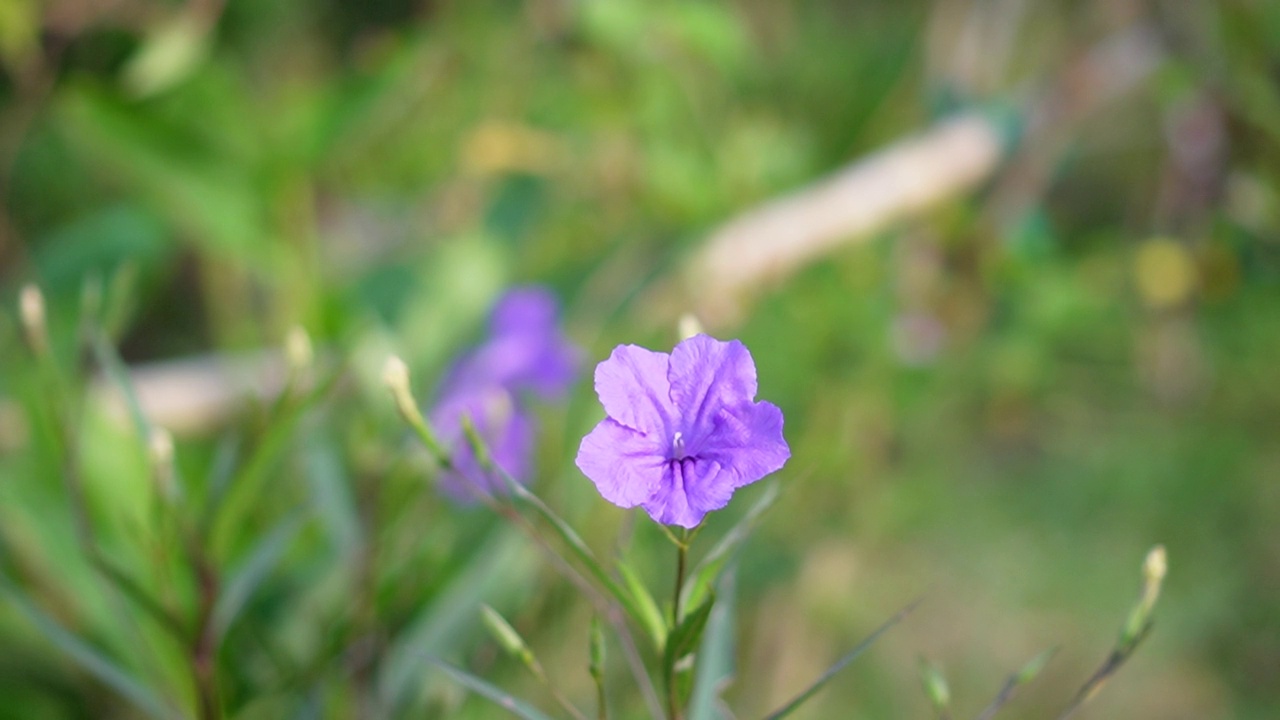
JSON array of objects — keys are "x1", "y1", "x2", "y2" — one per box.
[
  {"x1": 90, "y1": 331, "x2": 153, "y2": 446},
  {"x1": 378, "y1": 528, "x2": 534, "y2": 713},
  {"x1": 0, "y1": 578, "x2": 178, "y2": 719},
  {"x1": 688, "y1": 572, "x2": 736, "y2": 720},
  {"x1": 304, "y1": 434, "x2": 361, "y2": 556},
  {"x1": 588, "y1": 617, "x2": 608, "y2": 720},
  {"x1": 1015, "y1": 647, "x2": 1058, "y2": 685},
  {"x1": 211, "y1": 512, "x2": 306, "y2": 641},
  {"x1": 616, "y1": 559, "x2": 667, "y2": 650},
  {"x1": 762, "y1": 596, "x2": 923, "y2": 720},
  {"x1": 207, "y1": 372, "x2": 336, "y2": 560},
  {"x1": 683, "y1": 482, "x2": 778, "y2": 611},
  {"x1": 481, "y1": 604, "x2": 539, "y2": 672},
  {"x1": 429, "y1": 658, "x2": 556, "y2": 720},
  {"x1": 499, "y1": 473, "x2": 652, "y2": 633},
  {"x1": 917, "y1": 657, "x2": 951, "y2": 715},
  {"x1": 662, "y1": 593, "x2": 716, "y2": 686},
  {"x1": 974, "y1": 647, "x2": 1058, "y2": 720}
]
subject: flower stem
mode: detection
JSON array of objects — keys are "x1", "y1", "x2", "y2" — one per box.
[{"x1": 667, "y1": 529, "x2": 690, "y2": 720}]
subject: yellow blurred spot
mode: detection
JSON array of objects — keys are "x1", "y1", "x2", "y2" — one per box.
[
  {"x1": 461, "y1": 120, "x2": 560, "y2": 176},
  {"x1": 1134, "y1": 238, "x2": 1196, "y2": 310}
]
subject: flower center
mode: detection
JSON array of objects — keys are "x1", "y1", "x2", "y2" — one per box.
[{"x1": 671, "y1": 431, "x2": 687, "y2": 459}]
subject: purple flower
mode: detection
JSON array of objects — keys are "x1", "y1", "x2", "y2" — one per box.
[
  {"x1": 429, "y1": 286, "x2": 579, "y2": 501},
  {"x1": 575, "y1": 335, "x2": 790, "y2": 528},
  {"x1": 430, "y1": 386, "x2": 533, "y2": 502},
  {"x1": 443, "y1": 287, "x2": 580, "y2": 399}
]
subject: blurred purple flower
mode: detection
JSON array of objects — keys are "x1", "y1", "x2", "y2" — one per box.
[
  {"x1": 443, "y1": 287, "x2": 580, "y2": 398},
  {"x1": 430, "y1": 286, "x2": 579, "y2": 501},
  {"x1": 575, "y1": 335, "x2": 790, "y2": 528},
  {"x1": 430, "y1": 386, "x2": 532, "y2": 502}
]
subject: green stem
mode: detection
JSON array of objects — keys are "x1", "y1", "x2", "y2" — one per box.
[{"x1": 667, "y1": 531, "x2": 689, "y2": 720}]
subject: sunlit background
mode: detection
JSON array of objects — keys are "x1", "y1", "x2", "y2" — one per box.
[{"x1": 2, "y1": 1, "x2": 1279, "y2": 718}]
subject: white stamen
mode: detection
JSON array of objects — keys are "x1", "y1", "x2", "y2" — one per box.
[{"x1": 672, "y1": 431, "x2": 685, "y2": 458}]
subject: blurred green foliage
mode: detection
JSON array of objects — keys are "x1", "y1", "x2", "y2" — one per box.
[{"x1": 2, "y1": 0, "x2": 1280, "y2": 718}]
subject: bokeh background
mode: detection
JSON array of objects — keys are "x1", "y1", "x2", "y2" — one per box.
[{"x1": 2, "y1": 0, "x2": 1279, "y2": 718}]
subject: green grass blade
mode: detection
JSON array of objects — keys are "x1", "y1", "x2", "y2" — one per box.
[
  {"x1": 617, "y1": 559, "x2": 668, "y2": 650},
  {"x1": 212, "y1": 511, "x2": 306, "y2": 641},
  {"x1": 501, "y1": 474, "x2": 651, "y2": 632},
  {"x1": 377, "y1": 527, "x2": 535, "y2": 713},
  {"x1": 761, "y1": 596, "x2": 923, "y2": 720},
  {"x1": 683, "y1": 482, "x2": 778, "y2": 611},
  {"x1": 429, "y1": 658, "x2": 556, "y2": 720},
  {"x1": 0, "y1": 577, "x2": 179, "y2": 720},
  {"x1": 688, "y1": 571, "x2": 737, "y2": 720}
]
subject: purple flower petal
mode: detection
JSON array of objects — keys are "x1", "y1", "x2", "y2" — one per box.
[
  {"x1": 439, "y1": 286, "x2": 580, "y2": 399},
  {"x1": 640, "y1": 458, "x2": 733, "y2": 529},
  {"x1": 576, "y1": 419, "x2": 664, "y2": 508},
  {"x1": 668, "y1": 336, "x2": 758, "y2": 436},
  {"x1": 699, "y1": 402, "x2": 790, "y2": 489},
  {"x1": 578, "y1": 333, "x2": 790, "y2": 527},
  {"x1": 431, "y1": 387, "x2": 532, "y2": 502},
  {"x1": 593, "y1": 344, "x2": 675, "y2": 434},
  {"x1": 490, "y1": 287, "x2": 560, "y2": 335}
]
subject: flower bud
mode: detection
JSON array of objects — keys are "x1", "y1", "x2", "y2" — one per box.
[
  {"x1": 677, "y1": 313, "x2": 705, "y2": 341},
  {"x1": 285, "y1": 325, "x2": 313, "y2": 375},
  {"x1": 19, "y1": 284, "x2": 48, "y2": 357},
  {"x1": 149, "y1": 426, "x2": 180, "y2": 503}
]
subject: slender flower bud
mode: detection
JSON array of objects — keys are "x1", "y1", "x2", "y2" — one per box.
[
  {"x1": 149, "y1": 426, "x2": 180, "y2": 503},
  {"x1": 20, "y1": 284, "x2": 48, "y2": 357},
  {"x1": 383, "y1": 355, "x2": 451, "y2": 466},
  {"x1": 1139, "y1": 544, "x2": 1167, "y2": 617},
  {"x1": 677, "y1": 313, "x2": 705, "y2": 341},
  {"x1": 1121, "y1": 544, "x2": 1167, "y2": 648},
  {"x1": 285, "y1": 325, "x2": 313, "y2": 375},
  {"x1": 383, "y1": 355, "x2": 417, "y2": 420}
]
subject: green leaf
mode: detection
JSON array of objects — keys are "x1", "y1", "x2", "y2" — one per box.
[
  {"x1": 616, "y1": 558, "x2": 667, "y2": 650},
  {"x1": 588, "y1": 616, "x2": 606, "y2": 682},
  {"x1": 480, "y1": 604, "x2": 539, "y2": 674},
  {"x1": 377, "y1": 528, "x2": 535, "y2": 714},
  {"x1": 499, "y1": 473, "x2": 654, "y2": 636},
  {"x1": 304, "y1": 434, "x2": 361, "y2": 557},
  {"x1": 0, "y1": 577, "x2": 179, "y2": 719},
  {"x1": 761, "y1": 596, "x2": 923, "y2": 720},
  {"x1": 917, "y1": 657, "x2": 951, "y2": 715},
  {"x1": 974, "y1": 647, "x2": 1058, "y2": 720},
  {"x1": 212, "y1": 511, "x2": 306, "y2": 641},
  {"x1": 90, "y1": 331, "x2": 153, "y2": 448},
  {"x1": 683, "y1": 482, "x2": 778, "y2": 611},
  {"x1": 662, "y1": 593, "x2": 716, "y2": 689},
  {"x1": 429, "y1": 658, "x2": 556, "y2": 720},
  {"x1": 688, "y1": 572, "x2": 736, "y2": 720}
]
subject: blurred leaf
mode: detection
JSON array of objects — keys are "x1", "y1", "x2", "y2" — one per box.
[
  {"x1": 32, "y1": 205, "x2": 170, "y2": 296},
  {"x1": 55, "y1": 87, "x2": 268, "y2": 263},
  {"x1": 480, "y1": 604, "x2": 539, "y2": 674},
  {"x1": 687, "y1": 572, "x2": 736, "y2": 720},
  {"x1": 378, "y1": 528, "x2": 534, "y2": 714},
  {"x1": 616, "y1": 558, "x2": 667, "y2": 650},
  {"x1": 208, "y1": 372, "x2": 336, "y2": 560},
  {"x1": 212, "y1": 511, "x2": 306, "y2": 641},
  {"x1": 428, "y1": 658, "x2": 555, "y2": 720},
  {"x1": 502, "y1": 478, "x2": 655, "y2": 642},
  {"x1": 123, "y1": 13, "x2": 214, "y2": 98},
  {"x1": 0, "y1": 0, "x2": 36, "y2": 68},
  {"x1": 761, "y1": 597, "x2": 922, "y2": 720},
  {"x1": 0, "y1": 577, "x2": 179, "y2": 720},
  {"x1": 683, "y1": 481, "x2": 778, "y2": 612},
  {"x1": 974, "y1": 647, "x2": 1057, "y2": 720},
  {"x1": 662, "y1": 593, "x2": 715, "y2": 696},
  {"x1": 917, "y1": 657, "x2": 951, "y2": 717},
  {"x1": 304, "y1": 434, "x2": 361, "y2": 557}
]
